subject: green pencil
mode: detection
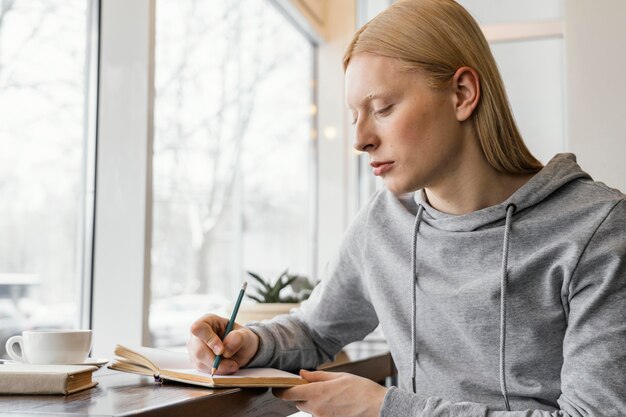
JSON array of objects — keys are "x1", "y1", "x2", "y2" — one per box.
[{"x1": 211, "y1": 281, "x2": 247, "y2": 376}]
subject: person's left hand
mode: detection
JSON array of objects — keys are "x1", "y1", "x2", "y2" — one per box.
[{"x1": 274, "y1": 369, "x2": 387, "y2": 417}]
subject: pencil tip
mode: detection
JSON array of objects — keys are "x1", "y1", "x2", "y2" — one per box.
[
  {"x1": 210, "y1": 368, "x2": 216, "y2": 377},
  {"x1": 242, "y1": 281, "x2": 248, "y2": 290}
]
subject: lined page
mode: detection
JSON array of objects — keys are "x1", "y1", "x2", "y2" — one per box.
[{"x1": 172, "y1": 367, "x2": 301, "y2": 379}]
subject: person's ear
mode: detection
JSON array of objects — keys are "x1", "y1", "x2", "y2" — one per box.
[{"x1": 452, "y1": 66, "x2": 480, "y2": 122}]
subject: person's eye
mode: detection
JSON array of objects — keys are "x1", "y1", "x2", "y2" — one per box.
[{"x1": 375, "y1": 105, "x2": 393, "y2": 117}]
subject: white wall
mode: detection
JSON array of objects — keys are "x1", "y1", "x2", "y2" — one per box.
[{"x1": 565, "y1": 1, "x2": 626, "y2": 192}]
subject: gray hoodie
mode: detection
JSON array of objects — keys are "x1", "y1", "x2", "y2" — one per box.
[{"x1": 247, "y1": 153, "x2": 626, "y2": 416}]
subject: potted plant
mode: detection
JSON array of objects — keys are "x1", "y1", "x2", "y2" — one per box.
[{"x1": 236, "y1": 270, "x2": 318, "y2": 323}]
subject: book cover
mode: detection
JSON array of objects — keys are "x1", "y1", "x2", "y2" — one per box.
[
  {"x1": 0, "y1": 364, "x2": 98, "y2": 395},
  {"x1": 109, "y1": 344, "x2": 307, "y2": 388}
]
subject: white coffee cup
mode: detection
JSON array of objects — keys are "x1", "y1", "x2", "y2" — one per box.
[{"x1": 5, "y1": 329, "x2": 92, "y2": 365}]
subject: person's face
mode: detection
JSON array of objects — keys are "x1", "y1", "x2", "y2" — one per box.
[{"x1": 345, "y1": 53, "x2": 464, "y2": 194}]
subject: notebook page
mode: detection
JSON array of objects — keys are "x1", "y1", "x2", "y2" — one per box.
[
  {"x1": 125, "y1": 346, "x2": 301, "y2": 379},
  {"x1": 172, "y1": 367, "x2": 301, "y2": 379},
  {"x1": 128, "y1": 346, "x2": 194, "y2": 369}
]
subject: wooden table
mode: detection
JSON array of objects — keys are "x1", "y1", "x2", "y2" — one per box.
[{"x1": 0, "y1": 349, "x2": 395, "y2": 416}]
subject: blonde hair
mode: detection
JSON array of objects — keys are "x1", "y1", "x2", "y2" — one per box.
[{"x1": 344, "y1": 0, "x2": 542, "y2": 174}]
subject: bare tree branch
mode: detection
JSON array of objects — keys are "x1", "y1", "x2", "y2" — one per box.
[
  {"x1": 152, "y1": 1, "x2": 310, "y2": 295},
  {"x1": 1, "y1": 2, "x2": 56, "y2": 81},
  {"x1": 0, "y1": 0, "x2": 16, "y2": 76}
]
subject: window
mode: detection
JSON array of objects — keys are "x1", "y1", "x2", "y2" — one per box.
[
  {"x1": 0, "y1": 0, "x2": 97, "y2": 357},
  {"x1": 150, "y1": 0, "x2": 315, "y2": 347}
]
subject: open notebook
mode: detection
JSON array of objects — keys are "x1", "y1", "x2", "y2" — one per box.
[{"x1": 109, "y1": 344, "x2": 307, "y2": 388}]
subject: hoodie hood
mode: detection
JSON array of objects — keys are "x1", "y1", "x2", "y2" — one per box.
[{"x1": 413, "y1": 153, "x2": 592, "y2": 232}]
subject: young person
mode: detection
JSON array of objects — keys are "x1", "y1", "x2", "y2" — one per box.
[{"x1": 188, "y1": 1, "x2": 626, "y2": 415}]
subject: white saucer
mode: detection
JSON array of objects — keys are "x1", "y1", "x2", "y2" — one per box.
[{"x1": 71, "y1": 357, "x2": 109, "y2": 366}]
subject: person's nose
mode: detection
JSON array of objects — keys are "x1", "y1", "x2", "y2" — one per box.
[{"x1": 353, "y1": 118, "x2": 378, "y2": 153}]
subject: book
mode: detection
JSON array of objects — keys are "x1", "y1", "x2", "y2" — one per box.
[
  {"x1": 0, "y1": 364, "x2": 98, "y2": 395},
  {"x1": 109, "y1": 344, "x2": 307, "y2": 388}
]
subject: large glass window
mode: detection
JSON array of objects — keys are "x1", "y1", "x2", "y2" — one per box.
[
  {"x1": 0, "y1": 1, "x2": 97, "y2": 357},
  {"x1": 150, "y1": 0, "x2": 315, "y2": 347}
]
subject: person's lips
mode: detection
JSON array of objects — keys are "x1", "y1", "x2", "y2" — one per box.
[{"x1": 370, "y1": 161, "x2": 394, "y2": 176}]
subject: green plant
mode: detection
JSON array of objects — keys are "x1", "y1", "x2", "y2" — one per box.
[{"x1": 246, "y1": 269, "x2": 317, "y2": 303}]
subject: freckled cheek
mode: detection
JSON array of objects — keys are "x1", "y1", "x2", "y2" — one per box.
[
  {"x1": 396, "y1": 115, "x2": 429, "y2": 145},
  {"x1": 384, "y1": 119, "x2": 428, "y2": 151},
  {"x1": 395, "y1": 129, "x2": 426, "y2": 150}
]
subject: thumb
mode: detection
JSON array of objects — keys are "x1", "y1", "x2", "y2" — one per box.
[
  {"x1": 299, "y1": 369, "x2": 340, "y2": 382},
  {"x1": 222, "y1": 329, "x2": 246, "y2": 356}
]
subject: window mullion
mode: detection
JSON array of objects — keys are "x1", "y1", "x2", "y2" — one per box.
[{"x1": 91, "y1": 0, "x2": 155, "y2": 357}]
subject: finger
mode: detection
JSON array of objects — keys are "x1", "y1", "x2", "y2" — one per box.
[
  {"x1": 194, "y1": 360, "x2": 212, "y2": 373},
  {"x1": 294, "y1": 401, "x2": 310, "y2": 414},
  {"x1": 272, "y1": 385, "x2": 312, "y2": 402},
  {"x1": 299, "y1": 369, "x2": 341, "y2": 382},
  {"x1": 188, "y1": 335, "x2": 216, "y2": 368},
  {"x1": 190, "y1": 318, "x2": 225, "y2": 355},
  {"x1": 213, "y1": 358, "x2": 240, "y2": 375},
  {"x1": 222, "y1": 330, "x2": 246, "y2": 358}
]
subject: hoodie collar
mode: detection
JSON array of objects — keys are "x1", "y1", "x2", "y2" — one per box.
[{"x1": 412, "y1": 153, "x2": 591, "y2": 232}]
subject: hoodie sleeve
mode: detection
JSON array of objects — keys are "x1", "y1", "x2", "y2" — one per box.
[
  {"x1": 245, "y1": 202, "x2": 380, "y2": 372},
  {"x1": 556, "y1": 199, "x2": 626, "y2": 415},
  {"x1": 380, "y1": 199, "x2": 626, "y2": 417}
]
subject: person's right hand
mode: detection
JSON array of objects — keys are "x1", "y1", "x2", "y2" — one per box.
[{"x1": 187, "y1": 313, "x2": 260, "y2": 374}]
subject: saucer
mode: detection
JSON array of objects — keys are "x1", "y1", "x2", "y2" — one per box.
[{"x1": 71, "y1": 357, "x2": 109, "y2": 367}]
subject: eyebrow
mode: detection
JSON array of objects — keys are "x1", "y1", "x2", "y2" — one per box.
[
  {"x1": 348, "y1": 92, "x2": 393, "y2": 110},
  {"x1": 363, "y1": 92, "x2": 392, "y2": 103}
]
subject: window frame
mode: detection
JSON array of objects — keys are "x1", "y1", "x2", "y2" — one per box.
[
  {"x1": 80, "y1": 0, "x2": 101, "y2": 331},
  {"x1": 92, "y1": 0, "x2": 155, "y2": 356}
]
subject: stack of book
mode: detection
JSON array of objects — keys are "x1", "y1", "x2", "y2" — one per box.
[{"x1": 0, "y1": 364, "x2": 98, "y2": 395}]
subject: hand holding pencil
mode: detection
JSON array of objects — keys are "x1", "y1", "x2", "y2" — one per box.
[
  {"x1": 187, "y1": 282, "x2": 260, "y2": 375},
  {"x1": 211, "y1": 281, "x2": 247, "y2": 375}
]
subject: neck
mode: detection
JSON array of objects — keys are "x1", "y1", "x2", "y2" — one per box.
[{"x1": 423, "y1": 134, "x2": 535, "y2": 215}]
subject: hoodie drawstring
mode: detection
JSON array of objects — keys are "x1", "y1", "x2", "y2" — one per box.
[
  {"x1": 410, "y1": 203, "x2": 517, "y2": 411},
  {"x1": 499, "y1": 203, "x2": 516, "y2": 411},
  {"x1": 411, "y1": 205, "x2": 424, "y2": 394}
]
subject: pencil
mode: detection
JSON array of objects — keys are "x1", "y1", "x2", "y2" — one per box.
[{"x1": 211, "y1": 281, "x2": 247, "y2": 376}]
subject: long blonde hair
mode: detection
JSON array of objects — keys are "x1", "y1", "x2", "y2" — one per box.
[{"x1": 343, "y1": 0, "x2": 542, "y2": 174}]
